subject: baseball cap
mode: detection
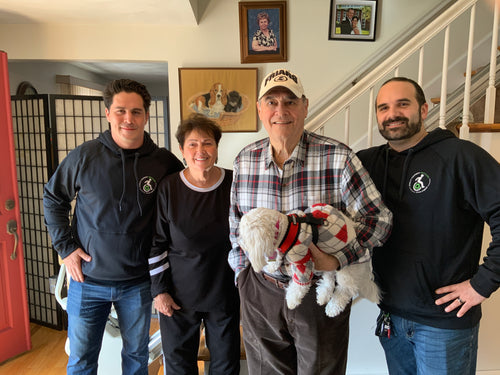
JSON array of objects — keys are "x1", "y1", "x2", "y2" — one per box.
[{"x1": 258, "y1": 69, "x2": 305, "y2": 100}]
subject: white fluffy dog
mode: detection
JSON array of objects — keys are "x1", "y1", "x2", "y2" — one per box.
[{"x1": 239, "y1": 203, "x2": 380, "y2": 317}]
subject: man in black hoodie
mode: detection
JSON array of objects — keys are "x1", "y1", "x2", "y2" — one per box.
[
  {"x1": 43, "y1": 79, "x2": 183, "y2": 375},
  {"x1": 357, "y1": 77, "x2": 500, "y2": 375}
]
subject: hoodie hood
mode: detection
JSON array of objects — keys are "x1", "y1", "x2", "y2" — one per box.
[
  {"x1": 98, "y1": 130, "x2": 159, "y2": 214},
  {"x1": 380, "y1": 128, "x2": 456, "y2": 199},
  {"x1": 401, "y1": 127, "x2": 456, "y2": 153}
]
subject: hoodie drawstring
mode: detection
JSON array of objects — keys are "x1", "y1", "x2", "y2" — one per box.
[
  {"x1": 118, "y1": 151, "x2": 143, "y2": 216},
  {"x1": 399, "y1": 149, "x2": 414, "y2": 199},
  {"x1": 383, "y1": 147, "x2": 389, "y2": 199},
  {"x1": 382, "y1": 146, "x2": 414, "y2": 200},
  {"x1": 119, "y1": 149, "x2": 127, "y2": 212},
  {"x1": 133, "y1": 153, "x2": 143, "y2": 216}
]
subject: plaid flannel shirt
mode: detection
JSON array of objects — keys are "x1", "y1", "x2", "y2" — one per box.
[{"x1": 229, "y1": 130, "x2": 392, "y2": 279}]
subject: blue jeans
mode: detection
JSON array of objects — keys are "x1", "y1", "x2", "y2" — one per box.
[
  {"x1": 379, "y1": 312, "x2": 479, "y2": 375},
  {"x1": 66, "y1": 278, "x2": 152, "y2": 375}
]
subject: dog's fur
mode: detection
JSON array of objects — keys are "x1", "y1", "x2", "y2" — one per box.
[
  {"x1": 224, "y1": 90, "x2": 242, "y2": 112},
  {"x1": 239, "y1": 203, "x2": 380, "y2": 317},
  {"x1": 195, "y1": 82, "x2": 227, "y2": 117}
]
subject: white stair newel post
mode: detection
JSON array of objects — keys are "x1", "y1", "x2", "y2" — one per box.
[{"x1": 484, "y1": 0, "x2": 499, "y2": 124}]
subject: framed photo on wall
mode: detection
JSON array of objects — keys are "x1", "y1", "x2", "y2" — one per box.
[
  {"x1": 238, "y1": 1, "x2": 287, "y2": 64},
  {"x1": 178, "y1": 67, "x2": 258, "y2": 132},
  {"x1": 329, "y1": 0, "x2": 377, "y2": 41}
]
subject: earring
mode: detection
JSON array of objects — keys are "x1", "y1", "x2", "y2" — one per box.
[{"x1": 182, "y1": 158, "x2": 187, "y2": 166}]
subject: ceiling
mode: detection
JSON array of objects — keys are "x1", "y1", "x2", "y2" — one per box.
[{"x1": 0, "y1": 0, "x2": 202, "y2": 25}]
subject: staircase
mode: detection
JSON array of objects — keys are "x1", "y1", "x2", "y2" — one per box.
[
  {"x1": 304, "y1": 0, "x2": 500, "y2": 151},
  {"x1": 303, "y1": 2, "x2": 500, "y2": 372},
  {"x1": 427, "y1": 56, "x2": 500, "y2": 136}
]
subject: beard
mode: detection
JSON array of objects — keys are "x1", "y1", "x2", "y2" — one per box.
[{"x1": 379, "y1": 112, "x2": 422, "y2": 141}]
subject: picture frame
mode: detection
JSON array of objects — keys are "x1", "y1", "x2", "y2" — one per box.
[
  {"x1": 328, "y1": 0, "x2": 377, "y2": 41},
  {"x1": 178, "y1": 67, "x2": 258, "y2": 132},
  {"x1": 238, "y1": 1, "x2": 287, "y2": 64}
]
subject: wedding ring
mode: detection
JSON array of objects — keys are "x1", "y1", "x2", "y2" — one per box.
[{"x1": 457, "y1": 297, "x2": 465, "y2": 304}]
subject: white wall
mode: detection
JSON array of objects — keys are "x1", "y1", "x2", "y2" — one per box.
[
  {"x1": 8, "y1": 60, "x2": 109, "y2": 94},
  {"x1": 470, "y1": 132, "x2": 500, "y2": 375},
  {"x1": 0, "y1": 0, "x2": 442, "y2": 168},
  {"x1": 1, "y1": 1, "x2": 499, "y2": 373}
]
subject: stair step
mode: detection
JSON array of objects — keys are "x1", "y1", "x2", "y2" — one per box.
[
  {"x1": 468, "y1": 123, "x2": 500, "y2": 132},
  {"x1": 433, "y1": 62, "x2": 490, "y2": 103},
  {"x1": 463, "y1": 69, "x2": 478, "y2": 77}
]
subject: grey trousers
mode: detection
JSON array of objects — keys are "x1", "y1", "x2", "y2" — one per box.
[{"x1": 238, "y1": 267, "x2": 351, "y2": 375}]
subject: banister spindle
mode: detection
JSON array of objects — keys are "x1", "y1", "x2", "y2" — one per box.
[
  {"x1": 461, "y1": 4, "x2": 476, "y2": 140},
  {"x1": 439, "y1": 26, "x2": 450, "y2": 129},
  {"x1": 367, "y1": 87, "x2": 374, "y2": 148},
  {"x1": 344, "y1": 106, "x2": 350, "y2": 145},
  {"x1": 418, "y1": 47, "x2": 424, "y2": 86},
  {"x1": 484, "y1": 0, "x2": 499, "y2": 124}
]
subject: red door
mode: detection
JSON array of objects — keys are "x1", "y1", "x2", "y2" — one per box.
[{"x1": 0, "y1": 50, "x2": 31, "y2": 363}]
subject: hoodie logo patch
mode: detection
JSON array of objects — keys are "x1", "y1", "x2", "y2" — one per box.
[
  {"x1": 139, "y1": 176, "x2": 157, "y2": 194},
  {"x1": 409, "y1": 172, "x2": 430, "y2": 194}
]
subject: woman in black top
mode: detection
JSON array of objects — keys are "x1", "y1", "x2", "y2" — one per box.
[{"x1": 149, "y1": 113, "x2": 240, "y2": 374}]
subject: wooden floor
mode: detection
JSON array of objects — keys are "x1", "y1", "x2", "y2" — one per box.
[
  {"x1": 0, "y1": 323, "x2": 211, "y2": 375},
  {"x1": 0, "y1": 323, "x2": 68, "y2": 375}
]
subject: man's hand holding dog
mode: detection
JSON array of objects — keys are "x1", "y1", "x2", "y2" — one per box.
[
  {"x1": 154, "y1": 293, "x2": 181, "y2": 317},
  {"x1": 309, "y1": 243, "x2": 340, "y2": 271}
]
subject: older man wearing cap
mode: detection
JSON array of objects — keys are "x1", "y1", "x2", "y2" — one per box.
[{"x1": 228, "y1": 68, "x2": 392, "y2": 374}]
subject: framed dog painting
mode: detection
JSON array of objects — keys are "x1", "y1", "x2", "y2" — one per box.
[
  {"x1": 328, "y1": 0, "x2": 377, "y2": 41},
  {"x1": 178, "y1": 67, "x2": 258, "y2": 132},
  {"x1": 238, "y1": 1, "x2": 287, "y2": 64}
]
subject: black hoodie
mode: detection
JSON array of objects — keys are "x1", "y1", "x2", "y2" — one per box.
[
  {"x1": 357, "y1": 128, "x2": 500, "y2": 329},
  {"x1": 44, "y1": 130, "x2": 184, "y2": 281}
]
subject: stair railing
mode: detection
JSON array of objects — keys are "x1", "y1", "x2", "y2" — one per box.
[{"x1": 305, "y1": 0, "x2": 499, "y2": 147}]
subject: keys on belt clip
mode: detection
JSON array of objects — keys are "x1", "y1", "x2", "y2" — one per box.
[{"x1": 375, "y1": 311, "x2": 392, "y2": 338}]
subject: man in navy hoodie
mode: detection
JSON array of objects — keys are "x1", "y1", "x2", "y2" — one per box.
[
  {"x1": 43, "y1": 79, "x2": 183, "y2": 375},
  {"x1": 357, "y1": 77, "x2": 500, "y2": 374}
]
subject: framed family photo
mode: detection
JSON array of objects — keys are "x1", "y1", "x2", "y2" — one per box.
[
  {"x1": 329, "y1": 0, "x2": 377, "y2": 41},
  {"x1": 178, "y1": 67, "x2": 258, "y2": 132},
  {"x1": 238, "y1": 1, "x2": 287, "y2": 64}
]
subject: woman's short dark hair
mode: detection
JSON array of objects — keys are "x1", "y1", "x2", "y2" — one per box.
[
  {"x1": 103, "y1": 79, "x2": 151, "y2": 112},
  {"x1": 176, "y1": 113, "x2": 222, "y2": 148}
]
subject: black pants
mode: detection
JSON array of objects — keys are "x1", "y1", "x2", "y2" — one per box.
[
  {"x1": 238, "y1": 267, "x2": 351, "y2": 375},
  {"x1": 160, "y1": 308, "x2": 240, "y2": 375}
]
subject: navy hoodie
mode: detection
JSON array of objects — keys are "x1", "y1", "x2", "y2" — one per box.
[
  {"x1": 44, "y1": 130, "x2": 184, "y2": 282},
  {"x1": 357, "y1": 128, "x2": 500, "y2": 329}
]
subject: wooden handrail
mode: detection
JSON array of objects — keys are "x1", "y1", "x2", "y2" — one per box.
[{"x1": 468, "y1": 123, "x2": 500, "y2": 132}]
